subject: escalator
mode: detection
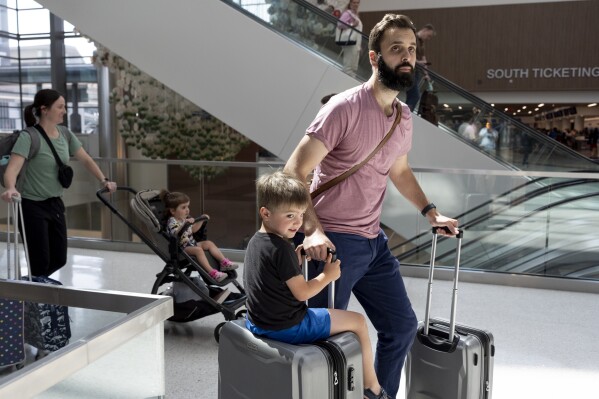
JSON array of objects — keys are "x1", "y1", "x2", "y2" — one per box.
[
  {"x1": 222, "y1": 0, "x2": 599, "y2": 173},
  {"x1": 39, "y1": 0, "x2": 599, "y2": 172},
  {"x1": 393, "y1": 178, "x2": 599, "y2": 279}
]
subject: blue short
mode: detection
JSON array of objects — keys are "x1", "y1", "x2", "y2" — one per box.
[{"x1": 246, "y1": 308, "x2": 331, "y2": 345}]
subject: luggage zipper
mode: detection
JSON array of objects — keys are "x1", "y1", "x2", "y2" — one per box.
[{"x1": 315, "y1": 341, "x2": 346, "y2": 398}]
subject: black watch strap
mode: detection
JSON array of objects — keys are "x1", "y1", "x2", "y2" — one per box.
[{"x1": 421, "y1": 202, "x2": 436, "y2": 217}]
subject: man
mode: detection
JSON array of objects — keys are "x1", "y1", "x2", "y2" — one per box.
[
  {"x1": 284, "y1": 14, "x2": 458, "y2": 399},
  {"x1": 404, "y1": 23, "x2": 436, "y2": 112}
]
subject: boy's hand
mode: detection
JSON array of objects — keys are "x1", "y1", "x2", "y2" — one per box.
[
  {"x1": 322, "y1": 253, "x2": 341, "y2": 282},
  {"x1": 186, "y1": 217, "x2": 195, "y2": 224}
]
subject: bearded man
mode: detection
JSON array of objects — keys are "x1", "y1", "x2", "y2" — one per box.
[{"x1": 284, "y1": 14, "x2": 459, "y2": 399}]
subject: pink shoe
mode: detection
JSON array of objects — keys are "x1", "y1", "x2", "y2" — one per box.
[
  {"x1": 220, "y1": 258, "x2": 239, "y2": 271},
  {"x1": 210, "y1": 269, "x2": 228, "y2": 282}
]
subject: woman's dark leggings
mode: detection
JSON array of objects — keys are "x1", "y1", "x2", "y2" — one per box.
[{"x1": 19, "y1": 197, "x2": 67, "y2": 277}]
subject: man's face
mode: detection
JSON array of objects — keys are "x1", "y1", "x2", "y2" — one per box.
[{"x1": 375, "y1": 28, "x2": 417, "y2": 91}]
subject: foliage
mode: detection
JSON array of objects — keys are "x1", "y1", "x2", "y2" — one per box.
[{"x1": 93, "y1": 44, "x2": 249, "y2": 180}]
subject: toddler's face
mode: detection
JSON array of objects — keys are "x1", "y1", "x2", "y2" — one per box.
[{"x1": 171, "y1": 201, "x2": 191, "y2": 220}]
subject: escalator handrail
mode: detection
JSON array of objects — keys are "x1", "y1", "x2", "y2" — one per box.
[
  {"x1": 428, "y1": 190, "x2": 599, "y2": 266},
  {"x1": 392, "y1": 178, "x2": 592, "y2": 259}
]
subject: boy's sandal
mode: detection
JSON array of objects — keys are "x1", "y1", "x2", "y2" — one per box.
[{"x1": 364, "y1": 388, "x2": 390, "y2": 399}]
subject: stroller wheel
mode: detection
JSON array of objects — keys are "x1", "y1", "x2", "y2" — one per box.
[
  {"x1": 214, "y1": 322, "x2": 226, "y2": 343},
  {"x1": 235, "y1": 309, "x2": 247, "y2": 319}
]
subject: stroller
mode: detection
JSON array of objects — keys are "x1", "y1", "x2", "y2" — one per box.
[{"x1": 97, "y1": 187, "x2": 247, "y2": 342}]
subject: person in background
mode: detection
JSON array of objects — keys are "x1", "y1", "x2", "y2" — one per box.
[
  {"x1": 404, "y1": 24, "x2": 436, "y2": 112},
  {"x1": 160, "y1": 190, "x2": 238, "y2": 283},
  {"x1": 244, "y1": 170, "x2": 390, "y2": 399},
  {"x1": 284, "y1": 14, "x2": 458, "y2": 398},
  {"x1": 337, "y1": 0, "x2": 362, "y2": 74},
  {"x1": 1, "y1": 88, "x2": 117, "y2": 277},
  {"x1": 478, "y1": 121, "x2": 498, "y2": 153}
]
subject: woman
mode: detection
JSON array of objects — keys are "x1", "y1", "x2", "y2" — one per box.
[
  {"x1": 337, "y1": 0, "x2": 362, "y2": 74},
  {"x1": 1, "y1": 89, "x2": 117, "y2": 277}
]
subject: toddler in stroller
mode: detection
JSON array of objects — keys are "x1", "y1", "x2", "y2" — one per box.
[
  {"x1": 160, "y1": 190, "x2": 238, "y2": 282},
  {"x1": 97, "y1": 186, "x2": 247, "y2": 342}
]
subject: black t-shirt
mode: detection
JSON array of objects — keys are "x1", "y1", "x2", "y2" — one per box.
[{"x1": 243, "y1": 232, "x2": 307, "y2": 330}]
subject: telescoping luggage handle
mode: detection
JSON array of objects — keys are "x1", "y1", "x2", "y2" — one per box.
[
  {"x1": 424, "y1": 227, "x2": 463, "y2": 342},
  {"x1": 302, "y1": 248, "x2": 337, "y2": 308},
  {"x1": 6, "y1": 194, "x2": 33, "y2": 281}
]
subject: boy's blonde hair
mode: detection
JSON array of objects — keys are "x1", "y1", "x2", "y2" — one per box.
[{"x1": 257, "y1": 170, "x2": 311, "y2": 212}]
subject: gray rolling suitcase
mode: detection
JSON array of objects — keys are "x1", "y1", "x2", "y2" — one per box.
[
  {"x1": 405, "y1": 228, "x2": 494, "y2": 399},
  {"x1": 218, "y1": 254, "x2": 364, "y2": 399}
]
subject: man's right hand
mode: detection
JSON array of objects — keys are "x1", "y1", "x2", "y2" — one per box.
[{"x1": 303, "y1": 230, "x2": 335, "y2": 261}]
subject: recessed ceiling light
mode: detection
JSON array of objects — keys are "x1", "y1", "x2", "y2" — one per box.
[
  {"x1": 443, "y1": 104, "x2": 449, "y2": 108},
  {"x1": 458, "y1": 106, "x2": 462, "y2": 110},
  {"x1": 538, "y1": 103, "x2": 544, "y2": 107},
  {"x1": 528, "y1": 111, "x2": 532, "y2": 114},
  {"x1": 491, "y1": 104, "x2": 495, "y2": 107},
  {"x1": 588, "y1": 103, "x2": 597, "y2": 107},
  {"x1": 534, "y1": 108, "x2": 539, "y2": 111},
  {"x1": 513, "y1": 112, "x2": 517, "y2": 115},
  {"x1": 504, "y1": 107, "x2": 508, "y2": 111},
  {"x1": 517, "y1": 109, "x2": 521, "y2": 113},
  {"x1": 522, "y1": 105, "x2": 527, "y2": 109}
]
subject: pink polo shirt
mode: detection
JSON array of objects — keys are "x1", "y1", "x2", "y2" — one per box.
[{"x1": 307, "y1": 83, "x2": 413, "y2": 238}]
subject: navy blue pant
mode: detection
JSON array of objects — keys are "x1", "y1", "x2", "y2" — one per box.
[
  {"x1": 295, "y1": 230, "x2": 418, "y2": 399},
  {"x1": 20, "y1": 197, "x2": 67, "y2": 277}
]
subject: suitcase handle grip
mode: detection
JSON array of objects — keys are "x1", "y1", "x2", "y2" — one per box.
[
  {"x1": 432, "y1": 226, "x2": 463, "y2": 239},
  {"x1": 301, "y1": 248, "x2": 337, "y2": 308}
]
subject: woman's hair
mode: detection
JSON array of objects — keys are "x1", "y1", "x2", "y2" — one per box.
[
  {"x1": 256, "y1": 170, "x2": 310, "y2": 212},
  {"x1": 159, "y1": 189, "x2": 190, "y2": 222},
  {"x1": 368, "y1": 14, "x2": 416, "y2": 54},
  {"x1": 23, "y1": 89, "x2": 64, "y2": 127}
]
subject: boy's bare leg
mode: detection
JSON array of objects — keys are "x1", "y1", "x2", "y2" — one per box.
[{"x1": 328, "y1": 309, "x2": 382, "y2": 395}]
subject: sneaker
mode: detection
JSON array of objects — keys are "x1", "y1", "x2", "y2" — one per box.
[
  {"x1": 220, "y1": 258, "x2": 239, "y2": 271},
  {"x1": 363, "y1": 388, "x2": 390, "y2": 399},
  {"x1": 210, "y1": 269, "x2": 228, "y2": 282}
]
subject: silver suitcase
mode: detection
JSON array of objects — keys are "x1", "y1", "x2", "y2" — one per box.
[
  {"x1": 405, "y1": 228, "x2": 494, "y2": 399},
  {"x1": 218, "y1": 254, "x2": 364, "y2": 399}
]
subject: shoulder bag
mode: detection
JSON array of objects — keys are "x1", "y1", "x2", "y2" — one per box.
[
  {"x1": 311, "y1": 102, "x2": 403, "y2": 199},
  {"x1": 35, "y1": 125, "x2": 74, "y2": 188}
]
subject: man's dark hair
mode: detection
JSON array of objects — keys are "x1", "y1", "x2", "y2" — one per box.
[{"x1": 368, "y1": 14, "x2": 417, "y2": 54}]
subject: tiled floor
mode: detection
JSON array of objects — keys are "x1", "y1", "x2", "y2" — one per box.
[{"x1": 5, "y1": 247, "x2": 599, "y2": 398}]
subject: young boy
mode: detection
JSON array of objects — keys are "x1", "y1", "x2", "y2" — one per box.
[{"x1": 244, "y1": 170, "x2": 389, "y2": 399}]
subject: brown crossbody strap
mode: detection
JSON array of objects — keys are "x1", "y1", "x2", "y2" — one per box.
[{"x1": 311, "y1": 103, "x2": 403, "y2": 199}]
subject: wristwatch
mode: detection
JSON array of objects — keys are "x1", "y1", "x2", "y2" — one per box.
[{"x1": 420, "y1": 203, "x2": 436, "y2": 217}]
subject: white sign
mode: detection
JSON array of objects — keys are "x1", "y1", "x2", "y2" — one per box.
[{"x1": 487, "y1": 67, "x2": 599, "y2": 79}]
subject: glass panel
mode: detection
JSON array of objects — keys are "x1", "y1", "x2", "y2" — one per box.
[
  {"x1": 65, "y1": 82, "x2": 98, "y2": 133},
  {"x1": 64, "y1": 36, "x2": 96, "y2": 59},
  {"x1": 1, "y1": 8, "x2": 18, "y2": 33},
  {"x1": 17, "y1": 8, "x2": 49, "y2": 34},
  {"x1": 35, "y1": 324, "x2": 165, "y2": 398},
  {"x1": 2, "y1": 38, "x2": 20, "y2": 59},
  {"x1": 15, "y1": 0, "x2": 42, "y2": 10},
  {"x1": 18, "y1": 37, "x2": 50, "y2": 62},
  {"x1": 391, "y1": 171, "x2": 599, "y2": 280},
  {"x1": 0, "y1": 55, "x2": 21, "y2": 81}
]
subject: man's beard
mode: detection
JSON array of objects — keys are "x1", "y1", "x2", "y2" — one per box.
[{"x1": 377, "y1": 55, "x2": 415, "y2": 91}]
